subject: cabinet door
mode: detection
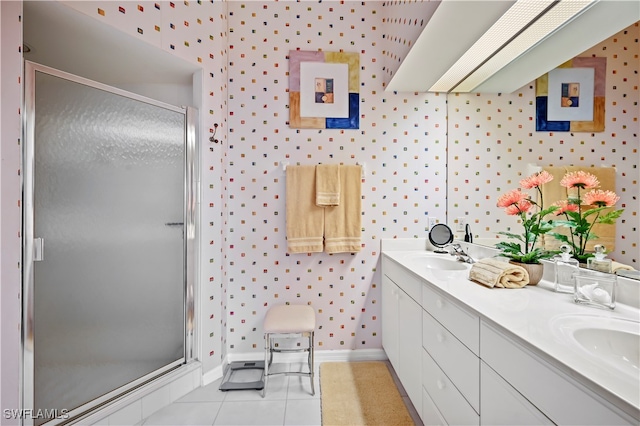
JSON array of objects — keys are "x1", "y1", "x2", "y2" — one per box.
[
  {"x1": 481, "y1": 362, "x2": 554, "y2": 425},
  {"x1": 481, "y1": 322, "x2": 636, "y2": 425},
  {"x1": 398, "y1": 290, "x2": 423, "y2": 411},
  {"x1": 381, "y1": 275, "x2": 399, "y2": 369}
]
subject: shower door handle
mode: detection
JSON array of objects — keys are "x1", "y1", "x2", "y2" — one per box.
[
  {"x1": 165, "y1": 222, "x2": 184, "y2": 238},
  {"x1": 34, "y1": 237, "x2": 44, "y2": 262}
]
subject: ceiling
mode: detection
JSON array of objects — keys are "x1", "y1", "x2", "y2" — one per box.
[
  {"x1": 386, "y1": 0, "x2": 640, "y2": 93},
  {"x1": 23, "y1": 1, "x2": 640, "y2": 94},
  {"x1": 23, "y1": 1, "x2": 198, "y2": 86}
]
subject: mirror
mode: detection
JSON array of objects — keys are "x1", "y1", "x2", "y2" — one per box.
[
  {"x1": 445, "y1": 20, "x2": 639, "y2": 270},
  {"x1": 429, "y1": 224, "x2": 454, "y2": 253}
]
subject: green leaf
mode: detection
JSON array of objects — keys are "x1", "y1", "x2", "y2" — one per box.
[
  {"x1": 548, "y1": 232, "x2": 571, "y2": 244},
  {"x1": 539, "y1": 206, "x2": 560, "y2": 217},
  {"x1": 553, "y1": 219, "x2": 578, "y2": 229},
  {"x1": 497, "y1": 231, "x2": 524, "y2": 242},
  {"x1": 598, "y1": 209, "x2": 624, "y2": 224},
  {"x1": 495, "y1": 241, "x2": 524, "y2": 256}
]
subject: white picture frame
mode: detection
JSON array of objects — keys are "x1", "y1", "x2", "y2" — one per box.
[
  {"x1": 299, "y1": 62, "x2": 349, "y2": 118},
  {"x1": 547, "y1": 67, "x2": 595, "y2": 121}
]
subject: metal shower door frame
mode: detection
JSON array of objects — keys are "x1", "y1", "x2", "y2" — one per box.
[{"x1": 21, "y1": 61, "x2": 197, "y2": 425}]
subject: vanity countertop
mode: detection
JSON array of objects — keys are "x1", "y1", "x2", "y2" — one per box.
[{"x1": 382, "y1": 249, "x2": 640, "y2": 420}]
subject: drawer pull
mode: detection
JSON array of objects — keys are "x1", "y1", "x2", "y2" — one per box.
[
  {"x1": 436, "y1": 332, "x2": 445, "y2": 343},
  {"x1": 436, "y1": 379, "x2": 446, "y2": 390},
  {"x1": 435, "y1": 299, "x2": 444, "y2": 309}
]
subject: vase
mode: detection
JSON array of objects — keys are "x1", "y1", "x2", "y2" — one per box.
[{"x1": 509, "y1": 260, "x2": 544, "y2": 286}]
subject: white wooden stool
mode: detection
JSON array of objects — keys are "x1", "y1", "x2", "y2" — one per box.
[{"x1": 263, "y1": 304, "x2": 316, "y2": 397}]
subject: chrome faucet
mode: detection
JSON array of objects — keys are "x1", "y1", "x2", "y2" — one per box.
[{"x1": 449, "y1": 243, "x2": 475, "y2": 264}]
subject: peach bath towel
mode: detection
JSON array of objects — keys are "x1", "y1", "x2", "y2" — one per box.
[
  {"x1": 286, "y1": 165, "x2": 324, "y2": 253},
  {"x1": 316, "y1": 164, "x2": 341, "y2": 206},
  {"x1": 324, "y1": 165, "x2": 362, "y2": 253}
]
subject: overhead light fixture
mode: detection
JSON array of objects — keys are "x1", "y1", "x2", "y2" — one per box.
[{"x1": 429, "y1": 0, "x2": 597, "y2": 93}]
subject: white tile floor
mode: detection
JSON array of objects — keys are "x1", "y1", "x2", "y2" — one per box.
[{"x1": 140, "y1": 361, "x2": 422, "y2": 426}]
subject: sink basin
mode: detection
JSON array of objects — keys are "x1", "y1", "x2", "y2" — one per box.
[
  {"x1": 403, "y1": 253, "x2": 468, "y2": 271},
  {"x1": 423, "y1": 257, "x2": 468, "y2": 271},
  {"x1": 551, "y1": 314, "x2": 640, "y2": 378}
]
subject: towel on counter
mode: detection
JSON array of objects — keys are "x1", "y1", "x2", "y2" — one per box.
[
  {"x1": 612, "y1": 261, "x2": 635, "y2": 273},
  {"x1": 324, "y1": 165, "x2": 362, "y2": 253},
  {"x1": 539, "y1": 166, "x2": 617, "y2": 253},
  {"x1": 286, "y1": 165, "x2": 324, "y2": 253},
  {"x1": 469, "y1": 258, "x2": 530, "y2": 289},
  {"x1": 316, "y1": 164, "x2": 341, "y2": 206}
]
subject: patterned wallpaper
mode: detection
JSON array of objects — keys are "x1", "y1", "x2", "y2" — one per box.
[
  {"x1": 3, "y1": 3, "x2": 638, "y2": 385},
  {"x1": 448, "y1": 23, "x2": 639, "y2": 268},
  {"x1": 225, "y1": 1, "x2": 447, "y2": 353},
  {"x1": 226, "y1": 5, "x2": 638, "y2": 356},
  {"x1": 1, "y1": 1, "x2": 27, "y2": 417},
  {"x1": 381, "y1": 0, "x2": 432, "y2": 86}
]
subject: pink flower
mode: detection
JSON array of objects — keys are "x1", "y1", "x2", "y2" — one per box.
[
  {"x1": 497, "y1": 189, "x2": 528, "y2": 208},
  {"x1": 520, "y1": 170, "x2": 554, "y2": 189},
  {"x1": 560, "y1": 171, "x2": 600, "y2": 190},
  {"x1": 553, "y1": 200, "x2": 580, "y2": 215},
  {"x1": 582, "y1": 190, "x2": 620, "y2": 207},
  {"x1": 504, "y1": 199, "x2": 533, "y2": 216}
]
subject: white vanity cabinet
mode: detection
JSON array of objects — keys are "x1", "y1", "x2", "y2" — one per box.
[
  {"x1": 382, "y1": 252, "x2": 639, "y2": 425},
  {"x1": 381, "y1": 258, "x2": 423, "y2": 412},
  {"x1": 480, "y1": 361, "x2": 554, "y2": 425},
  {"x1": 481, "y1": 321, "x2": 638, "y2": 425},
  {"x1": 382, "y1": 255, "x2": 480, "y2": 424},
  {"x1": 421, "y1": 281, "x2": 480, "y2": 425}
]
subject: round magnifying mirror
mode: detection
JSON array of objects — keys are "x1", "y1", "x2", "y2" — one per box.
[{"x1": 429, "y1": 224, "x2": 454, "y2": 253}]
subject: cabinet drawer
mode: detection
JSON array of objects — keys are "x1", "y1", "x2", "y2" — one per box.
[
  {"x1": 423, "y1": 310, "x2": 479, "y2": 412},
  {"x1": 422, "y1": 348, "x2": 479, "y2": 426},
  {"x1": 382, "y1": 256, "x2": 422, "y2": 303},
  {"x1": 423, "y1": 387, "x2": 447, "y2": 426},
  {"x1": 481, "y1": 321, "x2": 636, "y2": 425},
  {"x1": 481, "y1": 361, "x2": 553, "y2": 425},
  {"x1": 422, "y1": 283, "x2": 479, "y2": 355}
]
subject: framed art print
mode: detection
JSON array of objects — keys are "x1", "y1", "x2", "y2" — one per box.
[
  {"x1": 289, "y1": 50, "x2": 360, "y2": 129},
  {"x1": 546, "y1": 67, "x2": 594, "y2": 122},
  {"x1": 536, "y1": 57, "x2": 606, "y2": 132}
]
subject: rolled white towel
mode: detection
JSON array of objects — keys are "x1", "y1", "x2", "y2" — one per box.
[{"x1": 469, "y1": 258, "x2": 530, "y2": 289}]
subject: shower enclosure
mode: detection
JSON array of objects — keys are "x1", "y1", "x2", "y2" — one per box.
[{"x1": 22, "y1": 62, "x2": 197, "y2": 425}]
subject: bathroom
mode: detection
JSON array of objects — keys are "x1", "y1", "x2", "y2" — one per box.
[{"x1": 0, "y1": 1, "x2": 638, "y2": 424}]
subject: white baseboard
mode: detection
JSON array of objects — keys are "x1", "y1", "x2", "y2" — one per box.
[
  {"x1": 313, "y1": 348, "x2": 388, "y2": 362},
  {"x1": 202, "y1": 348, "x2": 388, "y2": 387},
  {"x1": 202, "y1": 364, "x2": 224, "y2": 387}
]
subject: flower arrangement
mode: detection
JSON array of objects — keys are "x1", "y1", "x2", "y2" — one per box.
[
  {"x1": 495, "y1": 171, "x2": 559, "y2": 264},
  {"x1": 549, "y1": 170, "x2": 624, "y2": 263}
]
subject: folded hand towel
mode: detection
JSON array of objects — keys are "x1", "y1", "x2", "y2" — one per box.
[
  {"x1": 286, "y1": 165, "x2": 324, "y2": 253},
  {"x1": 324, "y1": 165, "x2": 362, "y2": 253},
  {"x1": 316, "y1": 164, "x2": 341, "y2": 206},
  {"x1": 469, "y1": 258, "x2": 530, "y2": 289},
  {"x1": 612, "y1": 261, "x2": 635, "y2": 273}
]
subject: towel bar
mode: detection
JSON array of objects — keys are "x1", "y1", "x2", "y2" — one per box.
[{"x1": 281, "y1": 161, "x2": 366, "y2": 177}]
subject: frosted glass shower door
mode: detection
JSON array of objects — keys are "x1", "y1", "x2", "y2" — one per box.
[{"x1": 23, "y1": 62, "x2": 192, "y2": 422}]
